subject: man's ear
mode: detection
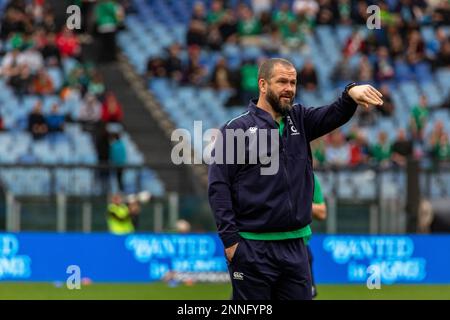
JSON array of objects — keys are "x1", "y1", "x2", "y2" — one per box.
[{"x1": 259, "y1": 78, "x2": 266, "y2": 94}]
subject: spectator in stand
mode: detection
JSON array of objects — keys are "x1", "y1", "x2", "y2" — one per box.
[
  {"x1": 429, "y1": 120, "x2": 445, "y2": 146},
  {"x1": 343, "y1": 29, "x2": 366, "y2": 57},
  {"x1": 218, "y1": 9, "x2": 238, "y2": 43},
  {"x1": 164, "y1": 44, "x2": 183, "y2": 82},
  {"x1": 30, "y1": 68, "x2": 54, "y2": 95},
  {"x1": 283, "y1": 18, "x2": 307, "y2": 51},
  {"x1": 56, "y1": 26, "x2": 81, "y2": 59},
  {"x1": 298, "y1": 60, "x2": 318, "y2": 91},
  {"x1": 146, "y1": 57, "x2": 167, "y2": 80},
  {"x1": 183, "y1": 45, "x2": 207, "y2": 86},
  {"x1": 431, "y1": 0, "x2": 450, "y2": 25},
  {"x1": 273, "y1": 2, "x2": 296, "y2": 40},
  {"x1": 410, "y1": 94, "x2": 429, "y2": 142},
  {"x1": 431, "y1": 133, "x2": 450, "y2": 162},
  {"x1": 405, "y1": 30, "x2": 426, "y2": 66},
  {"x1": 337, "y1": 0, "x2": 351, "y2": 24},
  {"x1": 237, "y1": 4, "x2": 262, "y2": 45},
  {"x1": 331, "y1": 56, "x2": 356, "y2": 87},
  {"x1": 350, "y1": 0, "x2": 368, "y2": 25},
  {"x1": 109, "y1": 132, "x2": 127, "y2": 192},
  {"x1": 435, "y1": 39, "x2": 450, "y2": 68},
  {"x1": 0, "y1": 7, "x2": 28, "y2": 40},
  {"x1": 316, "y1": 0, "x2": 339, "y2": 25},
  {"x1": 388, "y1": 31, "x2": 405, "y2": 59},
  {"x1": 101, "y1": 92, "x2": 123, "y2": 123},
  {"x1": 207, "y1": 25, "x2": 224, "y2": 51},
  {"x1": 207, "y1": 0, "x2": 226, "y2": 26},
  {"x1": 325, "y1": 130, "x2": 350, "y2": 167},
  {"x1": 259, "y1": 11, "x2": 273, "y2": 34},
  {"x1": 88, "y1": 71, "x2": 106, "y2": 99},
  {"x1": 239, "y1": 58, "x2": 259, "y2": 104},
  {"x1": 356, "y1": 105, "x2": 377, "y2": 126},
  {"x1": 211, "y1": 57, "x2": 233, "y2": 90},
  {"x1": 393, "y1": 0, "x2": 427, "y2": 23},
  {"x1": 355, "y1": 55, "x2": 374, "y2": 83},
  {"x1": 94, "y1": 0, "x2": 124, "y2": 63},
  {"x1": 19, "y1": 46, "x2": 44, "y2": 74},
  {"x1": 1, "y1": 48, "x2": 21, "y2": 80},
  {"x1": 186, "y1": 20, "x2": 207, "y2": 47},
  {"x1": 191, "y1": 1, "x2": 206, "y2": 23},
  {"x1": 251, "y1": 0, "x2": 272, "y2": 18},
  {"x1": 311, "y1": 137, "x2": 327, "y2": 168},
  {"x1": 28, "y1": 101, "x2": 48, "y2": 140},
  {"x1": 46, "y1": 103, "x2": 65, "y2": 133},
  {"x1": 349, "y1": 131, "x2": 369, "y2": 167},
  {"x1": 79, "y1": 93, "x2": 102, "y2": 132},
  {"x1": 391, "y1": 128, "x2": 413, "y2": 167},
  {"x1": 377, "y1": 84, "x2": 395, "y2": 117},
  {"x1": 42, "y1": 10, "x2": 57, "y2": 33},
  {"x1": 8, "y1": 64, "x2": 32, "y2": 98},
  {"x1": 293, "y1": 0, "x2": 319, "y2": 20},
  {"x1": 374, "y1": 46, "x2": 395, "y2": 83},
  {"x1": 40, "y1": 32, "x2": 61, "y2": 66},
  {"x1": 370, "y1": 131, "x2": 392, "y2": 168},
  {"x1": 261, "y1": 27, "x2": 284, "y2": 55}
]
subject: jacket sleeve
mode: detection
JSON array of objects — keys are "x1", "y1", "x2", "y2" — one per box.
[
  {"x1": 302, "y1": 90, "x2": 358, "y2": 142},
  {"x1": 207, "y1": 125, "x2": 242, "y2": 249}
]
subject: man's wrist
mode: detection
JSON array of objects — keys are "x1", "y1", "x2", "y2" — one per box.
[{"x1": 344, "y1": 82, "x2": 358, "y2": 95}]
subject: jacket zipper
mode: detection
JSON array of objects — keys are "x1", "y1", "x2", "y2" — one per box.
[{"x1": 281, "y1": 138, "x2": 294, "y2": 224}]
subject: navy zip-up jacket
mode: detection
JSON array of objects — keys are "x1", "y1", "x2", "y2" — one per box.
[{"x1": 208, "y1": 91, "x2": 358, "y2": 248}]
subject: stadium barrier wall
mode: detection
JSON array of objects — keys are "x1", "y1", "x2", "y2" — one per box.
[{"x1": 0, "y1": 233, "x2": 449, "y2": 284}]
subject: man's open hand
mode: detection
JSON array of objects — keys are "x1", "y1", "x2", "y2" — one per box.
[{"x1": 348, "y1": 84, "x2": 383, "y2": 108}]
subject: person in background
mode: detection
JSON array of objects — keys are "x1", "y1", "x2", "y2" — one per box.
[
  {"x1": 95, "y1": 122, "x2": 110, "y2": 192},
  {"x1": 325, "y1": 129, "x2": 350, "y2": 167},
  {"x1": 45, "y1": 103, "x2": 65, "y2": 132},
  {"x1": 370, "y1": 131, "x2": 392, "y2": 168},
  {"x1": 94, "y1": 0, "x2": 124, "y2": 63},
  {"x1": 106, "y1": 193, "x2": 134, "y2": 234},
  {"x1": 79, "y1": 93, "x2": 102, "y2": 132},
  {"x1": 30, "y1": 68, "x2": 54, "y2": 95},
  {"x1": 307, "y1": 173, "x2": 327, "y2": 298},
  {"x1": 298, "y1": 60, "x2": 318, "y2": 92},
  {"x1": 391, "y1": 128, "x2": 413, "y2": 167},
  {"x1": 101, "y1": 92, "x2": 123, "y2": 123},
  {"x1": 109, "y1": 132, "x2": 127, "y2": 192},
  {"x1": 56, "y1": 26, "x2": 81, "y2": 59},
  {"x1": 28, "y1": 100, "x2": 48, "y2": 140},
  {"x1": 410, "y1": 94, "x2": 429, "y2": 142},
  {"x1": 126, "y1": 194, "x2": 141, "y2": 230},
  {"x1": 431, "y1": 133, "x2": 450, "y2": 163},
  {"x1": 376, "y1": 84, "x2": 395, "y2": 117}
]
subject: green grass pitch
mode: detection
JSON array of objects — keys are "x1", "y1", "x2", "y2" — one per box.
[{"x1": 0, "y1": 282, "x2": 449, "y2": 300}]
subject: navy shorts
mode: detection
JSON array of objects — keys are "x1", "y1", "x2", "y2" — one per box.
[{"x1": 227, "y1": 237, "x2": 312, "y2": 300}]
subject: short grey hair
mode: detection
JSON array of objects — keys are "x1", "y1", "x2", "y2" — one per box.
[{"x1": 257, "y1": 58, "x2": 295, "y2": 81}]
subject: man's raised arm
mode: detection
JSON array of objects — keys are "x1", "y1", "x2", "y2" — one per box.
[{"x1": 302, "y1": 84, "x2": 383, "y2": 141}]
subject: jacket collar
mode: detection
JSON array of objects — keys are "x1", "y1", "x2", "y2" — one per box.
[{"x1": 247, "y1": 99, "x2": 279, "y2": 129}]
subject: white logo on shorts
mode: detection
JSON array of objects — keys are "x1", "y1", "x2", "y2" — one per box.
[{"x1": 233, "y1": 272, "x2": 244, "y2": 280}]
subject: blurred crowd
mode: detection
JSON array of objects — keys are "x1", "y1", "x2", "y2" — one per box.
[
  {"x1": 0, "y1": 0, "x2": 130, "y2": 190},
  {"x1": 146, "y1": 0, "x2": 450, "y2": 167}
]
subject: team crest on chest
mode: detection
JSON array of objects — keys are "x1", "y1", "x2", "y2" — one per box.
[{"x1": 287, "y1": 116, "x2": 300, "y2": 136}]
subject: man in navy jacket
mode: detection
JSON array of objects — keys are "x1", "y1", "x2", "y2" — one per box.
[{"x1": 208, "y1": 58, "x2": 383, "y2": 300}]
